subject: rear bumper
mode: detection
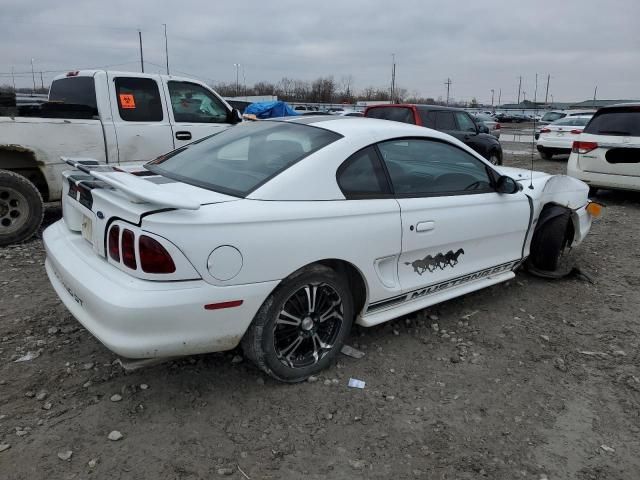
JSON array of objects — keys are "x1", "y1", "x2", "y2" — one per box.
[
  {"x1": 568, "y1": 155, "x2": 640, "y2": 192},
  {"x1": 44, "y1": 220, "x2": 278, "y2": 358}
]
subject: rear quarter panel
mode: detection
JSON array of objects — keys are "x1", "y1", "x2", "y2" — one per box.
[{"x1": 143, "y1": 198, "x2": 403, "y2": 306}]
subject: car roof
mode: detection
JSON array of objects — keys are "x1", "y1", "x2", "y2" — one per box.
[
  {"x1": 366, "y1": 103, "x2": 464, "y2": 112},
  {"x1": 598, "y1": 102, "x2": 640, "y2": 110},
  {"x1": 268, "y1": 115, "x2": 456, "y2": 142}
]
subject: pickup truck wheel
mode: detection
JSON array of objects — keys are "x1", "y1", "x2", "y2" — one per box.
[
  {"x1": 0, "y1": 170, "x2": 44, "y2": 247},
  {"x1": 242, "y1": 265, "x2": 354, "y2": 382},
  {"x1": 528, "y1": 210, "x2": 571, "y2": 272}
]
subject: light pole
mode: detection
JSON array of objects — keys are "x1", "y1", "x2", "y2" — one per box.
[
  {"x1": 491, "y1": 89, "x2": 495, "y2": 109},
  {"x1": 233, "y1": 63, "x2": 240, "y2": 97},
  {"x1": 30, "y1": 58, "x2": 36, "y2": 93}
]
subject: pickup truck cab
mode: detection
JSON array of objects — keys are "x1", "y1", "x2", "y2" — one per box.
[{"x1": 0, "y1": 70, "x2": 241, "y2": 246}]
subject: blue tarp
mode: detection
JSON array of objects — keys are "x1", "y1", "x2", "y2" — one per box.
[{"x1": 244, "y1": 101, "x2": 299, "y2": 119}]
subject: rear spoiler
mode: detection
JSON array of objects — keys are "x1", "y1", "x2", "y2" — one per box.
[{"x1": 62, "y1": 157, "x2": 200, "y2": 210}]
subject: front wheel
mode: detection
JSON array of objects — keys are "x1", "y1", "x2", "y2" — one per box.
[
  {"x1": 0, "y1": 170, "x2": 44, "y2": 247},
  {"x1": 242, "y1": 265, "x2": 354, "y2": 382},
  {"x1": 539, "y1": 149, "x2": 553, "y2": 160},
  {"x1": 528, "y1": 211, "x2": 571, "y2": 271}
]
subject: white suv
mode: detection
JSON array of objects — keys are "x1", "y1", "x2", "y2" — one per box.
[{"x1": 567, "y1": 103, "x2": 640, "y2": 194}]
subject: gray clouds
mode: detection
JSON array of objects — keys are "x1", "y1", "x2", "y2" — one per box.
[{"x1": 1, "y1": 0, "x2": 639, "y2": 102}]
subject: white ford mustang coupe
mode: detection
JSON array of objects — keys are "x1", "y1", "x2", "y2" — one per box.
[{"x1": 44, "y1": 117, "x2": 598, "y2": 381}]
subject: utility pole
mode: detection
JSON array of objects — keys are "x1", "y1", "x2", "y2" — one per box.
[
  {"x1": 163, "y1": 24, "x2": 170, "y2": 75},
  {"x1": 233, "y1": 63, "x2": 240, "y2": 96},
  {"x1": 593, "y1": 86, "x2": 597, "y2": 107},
  {"x1": 445, "y1": 78, "x2": 452, "y2": 105},
  {"x1": 138, "y1": 30, "x2": 144, "y2": 73},
  {"x1": 498, "y1": 88, "x2": 502, "y2": 106},
  {"x1": 517, "y1": 76, "x2": 522, "y2": 104},
  {"x1": 30, "y1": 58, "x2": 36, "y2": 94},
  {"x1": 544, "y1": 74, "x2": 550, "y2": 106},
  {"x1": 40, "y1": 72, "x2": 44, "y2": 90},
  {"x1": 491, "y1": 89, "x2": 495, "y2": 108},
  {"x1": 11, "y1": 66, "x2": 16, "y2": 91},
  {"x1": 390, "y1": 53, "x2": 396, "y2": 103}
]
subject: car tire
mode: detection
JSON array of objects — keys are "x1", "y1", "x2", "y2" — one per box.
[
  {"x1": 588, "y1": 187, "x2": 599, "y2": 197},
  {"x1": 539, "y1": 150, "x2": 553, "y2": 160},
  {"x1": 528, "y1": 210, "x2": 571, "y2": 271},
  {"x1": 488, "y1": 151, "x2": 502, "y2": 165},
  {"x1": 0, "y1": 169, "x2": 44, "y2": 247},
  {"x1": 242, "y1": 264, "x2": 354, "y2": 382}
]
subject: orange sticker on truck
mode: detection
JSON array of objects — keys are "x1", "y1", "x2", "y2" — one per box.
[{"x1": 119, "y1": 94, "x2": 136, "y2": 109}]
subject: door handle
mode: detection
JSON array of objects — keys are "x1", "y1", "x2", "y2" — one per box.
[
  {"x1": 175, "y1": 131, "x2": 192, "y2": 141},
  {"x1": 415, "y1": 221, "x2": 435, "y2": 232}
]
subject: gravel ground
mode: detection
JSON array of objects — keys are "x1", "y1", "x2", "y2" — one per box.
[{"x1": 1, "y1": 143, "x2": 640, "y2": 479}]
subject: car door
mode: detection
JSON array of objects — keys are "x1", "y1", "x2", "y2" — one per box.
[
  {"x1": 453, "y1": 111, "x2": 490, "y2": 156},
  {"x1": 376, "y1": 138, "x2": 530, "y2": 295},
  {"x1": 108, "y1": 74, "x2": 175, "y2": 164},
  {"x1": 164, "y1": 80, "x2": 233, "y2": 147}
]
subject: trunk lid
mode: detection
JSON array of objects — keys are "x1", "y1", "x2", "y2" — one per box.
[{"x1": 61, "y1": 158, "x2": 237, "y2": 257}]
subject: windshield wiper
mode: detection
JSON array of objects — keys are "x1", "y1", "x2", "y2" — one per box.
[{"x1": 597, "y1": 130, "x2": 631, "y2": 135}]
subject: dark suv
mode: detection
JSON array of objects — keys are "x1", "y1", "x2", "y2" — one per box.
[{"x1": 364, "y1": 104, "x2": 503, "y2": 165}]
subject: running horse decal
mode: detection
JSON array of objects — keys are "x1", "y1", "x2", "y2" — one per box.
[{"x1": 405, "y1": 248, "x2": 465, "y2": 275}]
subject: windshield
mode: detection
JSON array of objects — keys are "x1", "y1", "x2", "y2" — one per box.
[
  {"x1": 145, "y1": 121, "x2": 341, "y2": 197},
  {"x1": 584, "y1": 107, "x2": 640, "y2": 136}
]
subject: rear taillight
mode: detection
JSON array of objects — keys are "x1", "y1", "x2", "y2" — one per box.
[
  {"x1": 572, "y1": 141, "x2": 598, "y2": 154},
  {"x1": 108, "y1": 225, "x2": 120, "y2": 262},
  {"x1": 139, "y1": 235, "x2": 176, "y2": 274},
  {"x1": 540, "y1": 128, "x2": 551, "y2": 133},
  {"x1": 495, "y1": 123, "x2": 501, "y2": 129},
  {"x1": 121, "y1": 229, "x2": 137, "y2": 270},
  {"x1": 570, "y1": 129, "x2": 583, "y2": 134}
]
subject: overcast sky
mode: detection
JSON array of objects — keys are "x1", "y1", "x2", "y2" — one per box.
[{"x1": 1, "y1": 0, "x2": 639, "y2": 103}]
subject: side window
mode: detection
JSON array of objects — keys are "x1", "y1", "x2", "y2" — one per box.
[
  {"x1": 419, "y1": 110, "x2": 436, "y2": 129},
  {"x1": 366, "y1": 107, "x2": 415, "y2": 124},
  {"x1": 337, "y1": 146, "x2": 390, "y2": 198},
  {"x1": 434, "y1": 111, "x2": 456, "y2": 131},
  {"x1": 455, "y1": 112, "x2": 477, "y2": 132},
  {"x1": 168, "y1": 81, "x2": 229, "y2": 123},
  {"x1": 377, "y1": 139, "x2": 493, "y2": 196},
  {"x1": 114, "y1": 77, "x2": 163, "y2": 122}
]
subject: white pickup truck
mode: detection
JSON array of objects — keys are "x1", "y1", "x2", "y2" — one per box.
[{"x1": 0, "y1": 70, "x2": 242, "y2": 246}]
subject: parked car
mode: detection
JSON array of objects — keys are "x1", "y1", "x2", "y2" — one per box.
[
  {"x1": 0, "y1": 70, "x2": 241, "y2": 246},
  {"x1": 536, "y1": 115, "x2": 593, "y2": 159},
  {"x1": 536, "y1": 109, "x2": 597, "y2": 139},
  {"x1": 567, "y1": 103, "x2": 640, "y2": 194},
  {"x1": 494, "y1": 112, "x2": 524, "y2": 123},
  {"x1": 364, "y1": 104, "x2": 503, "y2": 164},
  {"x1": 44, "y1": 117, "x2": 598, "y2": 382},
  {"x1": 472, "y1": 113, "x2": 501, "y2": 139}
]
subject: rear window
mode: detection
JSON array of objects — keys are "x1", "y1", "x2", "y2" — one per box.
[
  {"x1": 145, "y1": 121, "x2": 341, "y2": 196},
  {"x1": 49, "y1": 77, "x2": 97, "y2": 111},
  {"x1": 541, "y1": 112, "x2": 565, "y2": 122},
  {"x1": 366, "y1": 107, "x2": 415, "y2": 124},
  {"x1": 552, "y1": 117, "x2": 591, "y2": 127},
  {"x1": 584, "y1": 107, "x2": 640, "y2": 136}
]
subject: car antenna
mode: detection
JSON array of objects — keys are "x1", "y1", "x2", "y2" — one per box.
[{"x1": 529, "y1": 73, "x2": 539, "y2": 190}]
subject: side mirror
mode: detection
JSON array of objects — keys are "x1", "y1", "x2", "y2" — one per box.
[
  {"x1": 496, "y1": 175, "x2": 521, "y2": 194},
  {"x1": 478, "y1": 123, "x2": 489, "y2": 134},
  {"x1": 228, "y1": 108, "x2": 243, "y2": 124}
]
